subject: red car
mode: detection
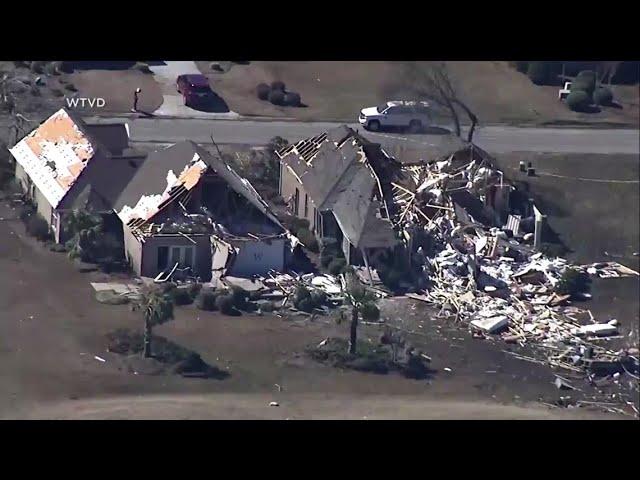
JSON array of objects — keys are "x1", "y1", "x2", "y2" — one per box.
[{"x1": 176, "y1": 74, "x2": 215, "y2": 107}]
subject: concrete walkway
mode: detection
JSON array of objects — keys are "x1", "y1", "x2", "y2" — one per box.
[{"x1": 148, "y1": 61, "x2": 239, "y2": 119}]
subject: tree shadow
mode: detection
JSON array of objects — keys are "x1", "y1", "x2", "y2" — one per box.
[
  {"x1": 189, "y1": 94, "x2": 231, "y2": 113},
  {"x1": 145, "y1": 61, "x2": 167, "y2": 66},
  {"x1": 609, "y1": 101, "x2": 624, "y2": 110}
]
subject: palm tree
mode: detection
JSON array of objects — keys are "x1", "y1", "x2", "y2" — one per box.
[
  {"x1": 132, "y1": 288, "x2": 174, "y2": 358},
  {"x1": 342, "y1": 271, "x2": 378, "y2": 355}
]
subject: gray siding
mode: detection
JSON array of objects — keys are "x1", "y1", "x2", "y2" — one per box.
[{"x1": 139, "y1": 234, "x2": 212, "y2": 281}]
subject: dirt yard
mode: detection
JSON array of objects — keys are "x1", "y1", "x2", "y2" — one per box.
[
  {"x1": 68, "y1": 69, "x2": 163, "y2": 114},
  {"x1": 1, "y1": 195, "x2": 631, "y2": 419},
  {"x1": 196, "y1": 61, "x2": 639, "y2": 126}
]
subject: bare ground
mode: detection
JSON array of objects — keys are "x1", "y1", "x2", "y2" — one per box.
[
  {"x1": 196, "y1": 61, "x2": 639, "y2": 126},
  {"x1": 68, "y1": 70, "x2": 163, "y2": 114},
  {"x1": 1, "y1": 195, "x2": 631, "y2": 419}
]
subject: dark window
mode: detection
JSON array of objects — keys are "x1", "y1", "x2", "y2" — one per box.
[
  {"x1": 294, "y1": 188, "x2": 300, "y2": 215},
  {"x1": 184, "y1": 247, "x2": 194, "y2": 268},
  {"x1": 304, "y1": 194, "x2": 309, "y2": 218},
  {"x1": 158, "y1": 246, "x2": 169, "y2": 270},
  {"x1": 386, "y1": 107, "x2": 400, "y2": 115}
]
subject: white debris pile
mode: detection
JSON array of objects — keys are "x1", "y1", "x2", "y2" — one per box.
[{"x1": 392, "y1": 148, "x2": 639, "y2": 377}]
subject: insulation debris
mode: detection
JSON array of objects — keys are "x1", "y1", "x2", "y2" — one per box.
[{"x1": 389, "y1": 143, "x2": 638, "y2": 383}]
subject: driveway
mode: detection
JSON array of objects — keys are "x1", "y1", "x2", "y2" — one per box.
[{"x1": 148, "y1": 61, "x2": 239, "y2": 119}]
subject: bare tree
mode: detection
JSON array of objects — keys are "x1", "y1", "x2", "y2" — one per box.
[{"x1": 404, "y1": 62, "x2": 479, "y2": 142}]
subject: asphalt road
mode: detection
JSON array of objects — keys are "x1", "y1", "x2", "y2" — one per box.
[{"x1": 115, "y1": 117, "x2": 640, "y2": 154}]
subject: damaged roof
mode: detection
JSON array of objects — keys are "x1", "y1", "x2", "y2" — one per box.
[
  {"x1": 277, "y1": 125, "x2": 398, "y2": 249},
  {"x1": 114, "y1": 141, "x2": 283, "y2": 231},
  {"x1": 9, "y1": 108, "x2": 108, "y2": 208}
]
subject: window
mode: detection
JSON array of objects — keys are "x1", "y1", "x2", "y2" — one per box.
[
  {"x1": 294, "y1": 188, "x2": 300, "y2": 215},
  {"x1": 304, "y1": 194, "x2": 309, "y2": 218},
  {"x1": 386, "y1": 107, "x2": 400, "y2": 115},
  {"x1": 166, "y1": 246, "x2": 195, "y2": 269},
  {"x1": 158, "y1": 246, "x2": 169, "y2": 270}
]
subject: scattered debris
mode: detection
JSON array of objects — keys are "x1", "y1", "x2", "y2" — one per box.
[
  {"x1": 94, "y1": 355, "x2": 106, "y2": 363},
  {"x1": 269, "y1": 401, "x2": 279, "y2": 407}
]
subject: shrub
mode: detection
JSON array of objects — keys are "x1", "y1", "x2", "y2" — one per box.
[
  {"x1": 328, "y1": 257, "x2": 347, "y2": 275},
  {"x1": 294, "y1": 284, "x2": 311, "y2": 303},
  {"x1": 44, "y1": 62, "x2": 61, "y2": 76},
  {"x1": 171, "y1": 287, "x2": 194, "y2": 306},
  {"x1": 296, "y1": 228, "x2": 319, "y2": 253},
  {"x1": 572, "y1": 70, "x2": 597, "y2": 96},
  {"x1": 284, "y1": 91, "x2": 301, "y2": 107},
  {"x1": 30, "y1": 85, "x2": 41, "y2": 96},
  {"x1": 59, "y1": 62, "x2": 75, "y2": 74},
  {"x1": 268, "y1": 89, "x2": 285, "y2": 106},
  {"x1": 132, "y1": 62, "x2": 152, "y2": 74},
  {"x1": 195, "y1": 289, "x2": 218, "y2": 311},
  {"x1": 320, "y1": 247, "x2": 336, "y2": 268},
  {"x1": 26, "y1": 215, "x2": 50, "y2": 241},
  {"x1": 215, "y1": 294, "x2": 236, "y2": 315},
  {"x1": 527, "y1": 61, "x2": 551, "y2": 85},
  {"x1": 256, "y1": 83, "x2": 270, "y2": 100},
  {"x1": 230, "y1": 286, "x2": 249, "y2": 309},
  {"x1": 271, "y1": 80, "x2": 286, "y2": 92},
  {"x1": 310, "y1": 290, "x2": 327, "y2": 307},
  {"x1": 380, "y1": 268, "x2": 403, "y2": 291},
  {"x1": 361, "y1": 302, "x2": 380, "y2": 321},
  {"x1": 288, "y1": 217, "x2": 310, "y2": 233},
  {"x1": 296, "y1": 297, "x2": 315, "y2": 313},
  {"x1": 566, "y1": 90, "x2": 591, "y2": 112},
  {"x1": 540, "y1": 242, "x2": 568, "y2": 257},
  {"x1": 555, "y1": 268, "x2": 591, "y2": 297},
  {"x1": 159, "y1": 282, "x2": 177, "y2": 295},
  {"x1": 30, "y1": 61, "x2": 46, "y2": 74},
  {"x1": 593, "y1": 86, "x2": 613, "y2": 106}
]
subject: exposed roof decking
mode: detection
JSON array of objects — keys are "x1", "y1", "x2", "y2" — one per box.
[{"x1": 9, "y1": 109, "x2": 101, "y2": 208}]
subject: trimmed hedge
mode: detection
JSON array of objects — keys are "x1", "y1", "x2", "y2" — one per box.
[
  {"x1": 268, "y1": 89, "x2": 285, "y2": 106},
  {"x1": 284, "y1": 91, "x2": 301, "y2": 107},
  {"x1": 566, "y1": 90, "x2": 591, "y2": 112},
  {"x1": 195, "y1": 290, "x2": 218, "y2": 311},
  {"x1": 593, "y1": 87, "x2": 613, "y2": 106},
  {"x1": 256, "y1": 83, "x2": 270, "y2": 100},
  {"x1": 215, "y1": 294, "x2": 236, "y2": 315},
  {"x1": 271, "y1": 81, "x2": 286, "y2": 92}
]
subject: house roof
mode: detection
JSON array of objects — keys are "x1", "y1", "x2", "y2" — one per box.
[
  {"x1": 114, "y1": 141, "x2": 283, "y2": 232},
  {"x1": 8, "y1": 108, "x2": 108, "y2": 209},
  {"x1": 277, "y1": 125, "x2": 398, "y2": 249}
]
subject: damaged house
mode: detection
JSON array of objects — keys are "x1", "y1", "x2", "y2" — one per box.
[
  {"x1": 113, "y1": 141, "x2": 290, "y2": 281},
  {"x1": 276, "y1": 125, "x2": 401, "y2": 269},
  {"x1": 9, "y1": 108, "x2": 134, "y2": 244}
]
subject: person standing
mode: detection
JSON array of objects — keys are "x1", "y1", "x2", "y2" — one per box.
[{"x1": 132, "y1": 87, "x2": 142, "y2": 112}]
